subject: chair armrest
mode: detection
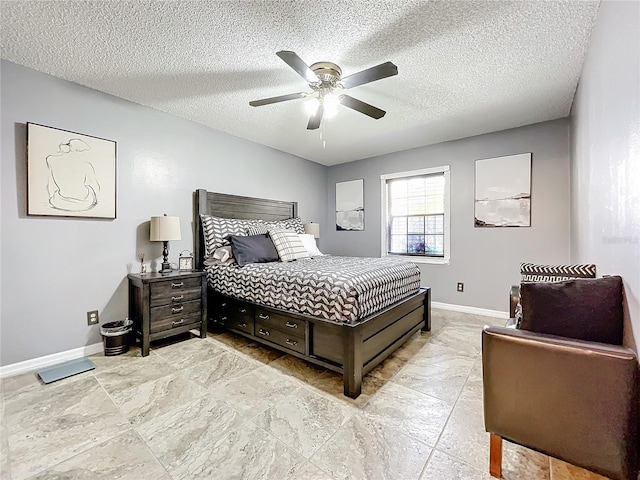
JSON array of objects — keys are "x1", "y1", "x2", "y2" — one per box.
[
  {"x1": 509, "y1": 285, "x2": 520, "y2": 319},
  {"x1": 482, "y1": 326, "x2": 638, "y2": 480}
]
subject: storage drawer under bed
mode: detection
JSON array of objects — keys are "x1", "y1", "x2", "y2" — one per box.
[
  {"x1": 254, "y1": 321, "x2": 305, "y2": 354},
  {"x1": 210, "y1": 295, "x2": 254, "y2": 335},
  {"x1": 255, "y1": 308, "x2": 306, "y2": 335}
]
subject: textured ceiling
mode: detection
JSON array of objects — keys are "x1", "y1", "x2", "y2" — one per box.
[{"x1": 1, "y1": 1, "x2": 599, "y2": 166}]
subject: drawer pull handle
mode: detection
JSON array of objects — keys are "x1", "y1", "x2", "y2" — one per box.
[
  {"x1": 172, "y1": 319, "x2": 184, "y2": 327},
  {"x1": 258, "y1": 314, "x2": 270, "y2": 320},
  {"x1": 239, "y1": 308, "x2": 247, "y2": 314},
  {"x1": 220, "y1": 316, "x2": 228, "y2": 321},
  {"x1": 285, "y1": 321, "x2": 298, "y2": 329},
  {"x1": 238, "y1": 322, "x2": 247, "y2": 328},
  {"x1": 285, "y1": 339, "x2": 298, "y2": 346},
  {"x1": 258, "y1": 328, "x2": 270, "y2": 336},
  {"x1": 171, "y1": 295, "x2": 184, "y2": 302},
  {"x1": 171, "y1": 282, "x2": 184, "y2": 288},
  {"x1": 171, "y1": 306, "x2": 184, "y2": 313},
  {"x1": 221, "y1": 302, "x2": 227, "y2": 308}
]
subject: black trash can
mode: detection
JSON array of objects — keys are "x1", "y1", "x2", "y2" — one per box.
[{"x1": 100, "y1": 319, "x2": 133, "y2": 356}]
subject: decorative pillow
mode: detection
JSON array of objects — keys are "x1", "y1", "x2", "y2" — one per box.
[
  {"x1": 246, "y1": 217, "x2": 305, "y2": 236},
  {"x1": 299, "y1": 233, "x2": 323, "y2": 257},
  {"x1": 520, "y1": 263, "x2": 597, "y2": 282},
  {"x1": 515, "y1": 263, "x2": 597, "y2": 326},
  {"x1": 268, "y1": 229, "x2": 310, "y2": 262},
  {"x1": 200, "y1": 215, "x2": 258, "y2": 257},
  {"x1": 520, "y1": 276, "x2": 623, "y2": 345},
  {"x1": 247, "y1": 224, "x2": 270, "y2": 236},
  {"x1": 203, "y1": 246, "x2": 235, "y2": 266},
  {"x1": 213, "y1": 246, "x2": 233, "y2": 262},
  {"x1": 228, "y1": 234, "x2": 279, "y2": 267}
]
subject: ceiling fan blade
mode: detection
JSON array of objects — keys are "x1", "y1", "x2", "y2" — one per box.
[
  {"x1": 307, "y1": 104, "x2": 324, "y2": 130},
  {"x1": 339, "y1": 95, "x2": 386, "y2": 119},
  {"x1": 340, "y1": 61, "x2": 398, "y2": 89},
  {"x1": 276, "y1": 51, "x2": 319, "y2": 83},
  {"x1": 249, "y1": 92, "x2": 307, "y2": 107}
]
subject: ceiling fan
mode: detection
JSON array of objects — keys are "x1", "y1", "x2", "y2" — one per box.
[{"x1": 249, "y1": 51, "x2": 398, "y2": 130}]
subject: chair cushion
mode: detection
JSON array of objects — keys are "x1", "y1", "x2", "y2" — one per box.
[{"x1": 520, "y1": 276, "x2": 623, "y2": 345}]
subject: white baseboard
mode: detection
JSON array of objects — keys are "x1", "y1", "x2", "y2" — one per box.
[
  {"x1": 432, "y1": 301, "x2": 509, "y2": 319},
  {"x1": 0, "y1": 342, "x2": 104, "y2": 379},
  {"x1": 1, "y1": 303, "x2": 506, "y2": 377}
]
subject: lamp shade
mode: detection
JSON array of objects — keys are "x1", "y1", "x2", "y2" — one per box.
[
  {"x1": 150, "y1": 215, "x2": 181, "y2": 241},
  {"x1": 304, "y1": 222, "x2": 320, "y2": 239}
]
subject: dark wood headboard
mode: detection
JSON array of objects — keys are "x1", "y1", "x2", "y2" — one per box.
[{"x1": 193, "y1": 190, "x2": 298, "y2": 269}]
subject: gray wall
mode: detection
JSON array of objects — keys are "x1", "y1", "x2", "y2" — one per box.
[
  {"x1": 325, "y1": 119, "x2": 571, "y2": 312},
  {"x1": 0, "y1": 60, "x2": 327, "y2": 366},
  {"x1": 570, "y1": 0, "x2": 640, "y2": 348}
]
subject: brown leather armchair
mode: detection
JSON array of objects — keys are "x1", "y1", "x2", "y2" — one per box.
[{"x1": 482, "y1": 276, "x2": 638, "y2": 480}]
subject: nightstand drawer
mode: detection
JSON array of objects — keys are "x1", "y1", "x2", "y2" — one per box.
[
  {"x1": 254, "y1": 322, "x2": 305, "y2": 354},
  {"x1": 151, "y1": 299, "x2": 201, "y2": 326},
  {"x1": 150, "y1": 313, "x2": 202, "y2": 334},
  {"x1": 150, "y1": 278, "x2": 202, "y2": 307},
  {"x1": 255, "y1": 308, "x2": 305, "y2": 337}
]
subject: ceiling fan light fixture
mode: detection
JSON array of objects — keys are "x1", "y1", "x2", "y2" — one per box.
[
  {"x1": 305, "y1": 97, "x2": 320, "y2": 115},
  {"x1": 323, "y1": 93, "x2": 340, "y2": 118}
]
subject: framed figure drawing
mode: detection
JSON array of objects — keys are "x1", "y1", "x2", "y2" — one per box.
[
  {"x1": 27, "y1": 123, "x2": 116, "y2": 219},
  {"x1": 474, "y1": 153, "x2": 531, "y2": 227},
  {"x1": 336, "y1": 179, "x2": 364, "y2": 231}
]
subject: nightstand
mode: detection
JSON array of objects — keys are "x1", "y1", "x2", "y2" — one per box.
[{"x1": 127, "y1": 271, "x2": 207, "y2": 356}]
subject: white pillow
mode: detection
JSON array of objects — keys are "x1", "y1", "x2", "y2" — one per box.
[{"x1": 299, "y1": 234, "x2": 323, "y2": 257}]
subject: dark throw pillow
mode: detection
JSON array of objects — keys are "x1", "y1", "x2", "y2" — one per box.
[
  {"x1": 519, "y1": 276, "x2": 623, "y2": 345},
  {"x1": 228, "y1": 234, "x2": 279, "y2": 267}
]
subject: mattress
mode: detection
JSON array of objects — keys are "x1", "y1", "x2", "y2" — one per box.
[{"x1": 205, "y1": 256, "x2": 421, "y2": 324}]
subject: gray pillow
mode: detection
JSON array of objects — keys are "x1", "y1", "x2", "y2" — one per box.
[
  {"x1": 228, "y1": 234, "x2": 279, "y2": 267},
  {"x1": 520, "y1": 276, "x2": 623, "y2": 345}
]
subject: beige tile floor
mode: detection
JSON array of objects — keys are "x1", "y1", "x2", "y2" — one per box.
[{"x1": 0, "y1": 309, "x2": 611, "y2": 480}]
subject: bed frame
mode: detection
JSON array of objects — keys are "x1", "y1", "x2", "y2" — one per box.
[{"x1": 194, "y1": 189, "x2": 431, "y2": 398}]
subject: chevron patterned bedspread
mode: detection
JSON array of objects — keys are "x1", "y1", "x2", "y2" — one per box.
[{"x1": 205, "y1": 256, "x2": 421, "y2": 324}]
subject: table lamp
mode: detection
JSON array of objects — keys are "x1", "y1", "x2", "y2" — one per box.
[
  {"x1": 304, "y1": 222, "x2": 320, "y2": 239},
  {"x1": 150, "y1": 214, "x2": 181, "y2": 273}
]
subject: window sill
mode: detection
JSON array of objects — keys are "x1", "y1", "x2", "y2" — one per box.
[{"x1": 384, "y1": 254, "x2": 450, "y2": 265}]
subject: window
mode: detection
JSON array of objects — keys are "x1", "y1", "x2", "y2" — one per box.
[{"x1": 381, "y1": 166, "x2": 450, "y2": 264}]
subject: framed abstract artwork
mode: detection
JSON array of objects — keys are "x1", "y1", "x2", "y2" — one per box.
[
  {"x1": 27, "y1": 122, "x2": 117, "y2": 219},
  {"x1": 336, "y1": 179, "x2": 364, "y2": 231},
  {"x1": 474, "y1": 153, "x2": 531, "y2": 227}
]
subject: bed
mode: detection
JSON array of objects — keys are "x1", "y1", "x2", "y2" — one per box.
[{"x1": 194, "y1": 189, "x2": 431, "y2": 398}]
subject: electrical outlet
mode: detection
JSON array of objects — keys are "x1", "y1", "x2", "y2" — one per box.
[
  {"x1": 457, "y1": 282, "x2": 464, "y2": 292},
  {"x1": 87, "y1": 310, "x2": 99, "y2": 326}
]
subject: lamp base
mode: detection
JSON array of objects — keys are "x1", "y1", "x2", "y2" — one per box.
[{"x1": 160, "y1": 241, "x2": 172, "y2": 274}]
